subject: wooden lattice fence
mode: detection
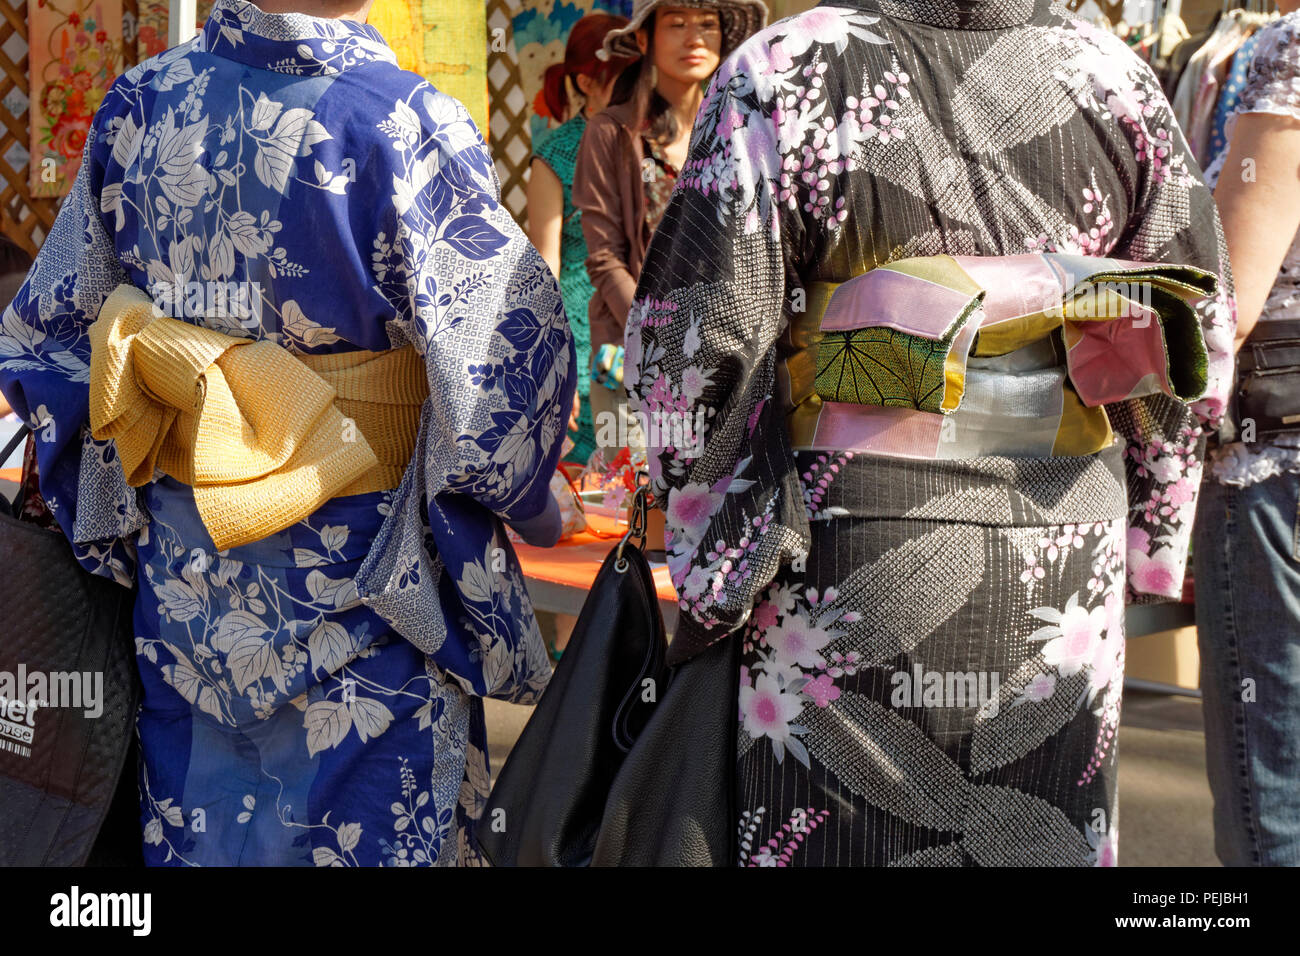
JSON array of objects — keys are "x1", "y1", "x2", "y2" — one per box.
[
  {"x1": 0, "y1": 0, "x2": 141, "y2": 256},
  {"x1": 487, "y1": 0, "x2": 530, "y2": 227}
]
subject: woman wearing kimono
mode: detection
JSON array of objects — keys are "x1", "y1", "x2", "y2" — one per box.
[
  {"x1": 627, "y1": 0, "x2": 1235, "y2": 866},
  {"x1": 0, "y1": 0, "x2": 575, "y2": 866}
]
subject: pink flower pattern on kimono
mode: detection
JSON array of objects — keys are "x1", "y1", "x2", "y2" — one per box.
[
  {"x1": 1029, "y1": 593, "x2": 1108, "y2": 677},
  {"x1": 1025, "y1": 176, "x2": 1115, "y2": 255},
  {"x1": 628, "y1": 2, "x2": 1234, "y2": 673},
  {"x1": 1122, "y1": 425, "x2": 1204, "y2": 600},
  {"x1": 1086, "y1": 821, "x2": 1119, "y2": 867},
  {"x1": 737, "y1": 806, "x2": 831, "y2": 867},
  {"x1": 740, "y1": 672, "x2": 804, "y2": 743},
  {"x1": 738, "y1": 581, "x2": 862, "y2": 765}
]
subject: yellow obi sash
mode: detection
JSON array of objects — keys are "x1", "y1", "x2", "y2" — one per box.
[{"x1": 88, "y1": 284, "x2": 428, "y2": 551}]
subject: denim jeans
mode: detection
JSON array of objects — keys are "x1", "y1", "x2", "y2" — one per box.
[{"x1": 1194, "y1": 472, "x2": 1300, "y2": 866}]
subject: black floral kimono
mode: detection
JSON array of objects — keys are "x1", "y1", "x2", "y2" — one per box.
[{"x1": 626, "y1": 0, "x2": 1234, "y2": 866}]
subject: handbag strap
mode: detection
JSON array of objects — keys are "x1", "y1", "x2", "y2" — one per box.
[
  {"x1": 1, "y1": 423, "x2": 32, "y2": 519},
  {"x1": 614, "y1": 479, "x2": 651, "y2": 573},
  {"x1": 1, "y1": 422, "x2": 30, "y2": 465}
]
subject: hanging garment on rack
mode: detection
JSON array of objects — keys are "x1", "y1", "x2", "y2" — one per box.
[
  {"x1": 1184, "y1": 14, "x2": 1250, "y2": 161},
  {"x1": 1171, "y1": 11, "x2": 1242, "y2": 132},
  {"x1": 1196, "y1": 11, "x2": 1279, "y2": 164},
  {"x1": 1206, "y1": 27, "x2": 1267, "y2": 170},
  {"x1": 1157, "y1": 10, "x2": 1190, "y2": 61},
  {"x1": 1164, "y1": 23, "x2": 1215, "y2": 97}
]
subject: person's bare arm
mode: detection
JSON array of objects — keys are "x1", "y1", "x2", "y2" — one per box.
[
  {"x1": 526, "y1": 158, "x2": 564, "y2": 280},
  {"x1": 1213, "y1": 112, "x2": 1300, "y2": 349}
]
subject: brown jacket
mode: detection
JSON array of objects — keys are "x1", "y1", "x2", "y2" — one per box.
[{"x1": 572, "y1": 100, "x2": 648, "y2": 350}]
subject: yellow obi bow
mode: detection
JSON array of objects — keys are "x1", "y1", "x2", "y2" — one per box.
[{"x1": 88, "y1": 284, "x2": 427, "y2": 551}]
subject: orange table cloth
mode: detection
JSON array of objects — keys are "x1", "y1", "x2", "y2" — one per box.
[{"x1": 511, "y1": 511, "x2": 679, "y2": 621}]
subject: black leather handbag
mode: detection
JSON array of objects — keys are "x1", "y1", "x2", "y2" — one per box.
[
  {"x1": 478, "y1": 485, "x2": 738, "y2": 867},
  {"x1": 0, "y1": 425, "x2": 142, "y2": 866},
  {"x1": 1225, "y1": 318, "x2": 1300, "y2": 441}
]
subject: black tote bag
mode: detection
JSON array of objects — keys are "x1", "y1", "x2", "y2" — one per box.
[
  {"x1": 0, "y1": 425, "x2": 142, "y2": 865},
  {"x1": 478, "y1": 486, "x2": 738, "y2": 867}
]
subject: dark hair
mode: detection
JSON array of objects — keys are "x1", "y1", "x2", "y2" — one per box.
[
  {"x1": 608, "y1": 16, "x2": 678, "y2": 145},
  {"x1": 538, "y1": 13, "x2": 636, "y2": 121}
]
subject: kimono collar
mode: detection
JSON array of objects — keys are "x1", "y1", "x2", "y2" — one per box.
[
  {"x1": 848, "y1": 0, "x2": 1053, "y2": 29},
  {"x1": 201, "y1": 0, "x2": 398, "y2": 75}
]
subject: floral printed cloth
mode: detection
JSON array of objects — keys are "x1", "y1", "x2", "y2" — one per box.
[
  {"x1": 735, "y1": 448, "x2": 1132, "y2": 865},
  {"x1": 0, "y1": 0, "x2": 575, "y2": 864},
  {"x1": 626, "y1": 0, "x2": 1235, "y2": 667},
  {"x1": 626, "y1": 0, "x2": 1236, "y2": 868}
]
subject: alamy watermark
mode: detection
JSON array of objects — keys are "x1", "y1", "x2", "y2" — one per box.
[
  {"x1": 890, "y1": 662, "x2": 1001, "y2": 717},
  {"x1": 594, "y1": 406, "x2": 707, "y2": 456},
  {"x1": 1054, "y1": 279, "x2": 1153, "y2": 326},
  {"x1": 49, "y1": 886, "x2": 151, "y2": 936},
  {"x1": 149, "y1": 279, "x2": 264, "y2": 328},
  {"x1": 0, "y1": 666, "x2": 103, "y2": 759}
]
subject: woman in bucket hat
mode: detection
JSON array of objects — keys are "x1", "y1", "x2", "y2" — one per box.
[{"x1": 572, "y1": 0, "x2": 766, "y2": 459}]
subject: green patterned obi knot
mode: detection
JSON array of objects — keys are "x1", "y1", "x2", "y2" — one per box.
[{"x1": 788, "y1": 254, "x2": 1218, "y2": 460}]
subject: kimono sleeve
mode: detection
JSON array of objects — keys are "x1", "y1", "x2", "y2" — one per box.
[
  {"x1": 376, "y1": 89, "x2": 576, "y2": 544},
  {"x1": 1109, "y1": 62, "x2": 1237, "y2": 603},
  {"x1": 626, "y1": 75, "x2": 810, "y2": 664},
  {"x1": 359, "y1": 86, "x2": 573, "y2": 702},
  {"x1": 0, "y1": 117, "x2": 142, "y2": 587}
]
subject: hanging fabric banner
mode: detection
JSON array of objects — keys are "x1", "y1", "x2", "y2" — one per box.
[
  {"x1": 511, "y1": 0, "x2": 633, "y2": 149},
  {"x1": 370, "y1": 0, "x2": 489, "y2": 134},
  {"x1": 28, "y1": 0, "x2": 125, "y2": 199},
  {"x1": 26, "y1": 0, "x2": 214, "y2": 200}
]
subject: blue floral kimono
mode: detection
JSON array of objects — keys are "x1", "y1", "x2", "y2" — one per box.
[{"x1": 0, "y1": 0, "x2": 575, "y2": 866}]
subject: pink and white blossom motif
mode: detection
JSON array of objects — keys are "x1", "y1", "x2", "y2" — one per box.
[
  {"x1": 1127, "y1": 548, "x2": 1181, "y2": 597},
  {"x1": 1089, "y1": 632, "x2": 1121, "y2": 695},
  {"x1": 1087, "y1": 824, "x2": 1119, "y2": 867},
  {"x1": 740, "y1": 672, "x2": 804, "y2": 743},
  {"x1": 664, "y1": 482, "x2": 722, "y2": 544},
  {"x1": 766, "y1": 611, "x2": 833, "y2": 669},
  {"x1": 738, "y1": 806, "x2": 831, "y2": 867},
  {"x1": 681, "y1": 565, "x2": 712, "y2": 600},
  {"x1": 1081, "y1": 640, "x2": 1125, "y2": 787},
  {"x1": 1025, "y1": 175, "x2": 1115, "y2": 255},
  {"x1": 680, "y1": 364, "x2": 713, "y2": 402},
  {"x1": 1028, "y1": 592, "x2": 1108, "y2": 677},
  {"x1": 802, "y1": 451, "x2": 854, "y2": 520},
  {"x1": 1014, "y1": 672, "x2": 1058, "y2": 706},
  {"x1": 803, "y1": 673, "x2": 841, "y2": 708}
]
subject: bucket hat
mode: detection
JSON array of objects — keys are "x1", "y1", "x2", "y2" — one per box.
[{"x1": 599, "y1": 0, "x2": 768, "y2": 61}]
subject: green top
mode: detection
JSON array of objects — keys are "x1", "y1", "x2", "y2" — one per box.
[{"x1": 534, "y1": 113, "x2": 596, "y2": 465}]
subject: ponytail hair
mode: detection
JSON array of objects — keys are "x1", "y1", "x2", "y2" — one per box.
[
  {"x1": 536, "y1": 13, "x2": 636, "y2": 123},
  {"x1": 539, "y1": 62, "x2": 570, "y2": 122}
]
